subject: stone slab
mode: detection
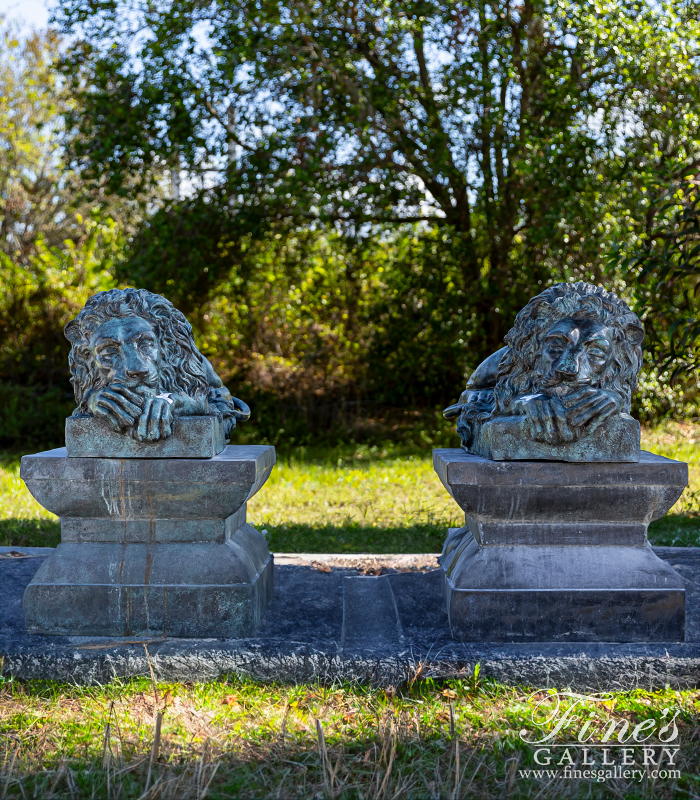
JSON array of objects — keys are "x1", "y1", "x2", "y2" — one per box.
[
  {"x1": 21, "y1": 445, "x2": 275, "y2": 522},
  {"x1": 473, "y1": 412, "x2": 640, "y2": 462},
  {"x1": 65, "y1": 415, "x2": 226, "y2": 458},
  {"x1": 342, "y1": 575, "x2": 403, "y2": 653},
  {"x1": 20, "y1": 446, "x2": 276, "y2": 638},
  {"x1": 59, "y1": 505, "x2": 248, "y2": 544},
  {"x1": 434, "y1": 451, "x2": 688, "y2": 641},
  {"x1": 2, "y1": 547, "x2": 699, "y2": 689}
]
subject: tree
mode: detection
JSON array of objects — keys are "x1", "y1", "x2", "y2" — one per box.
[
  {"x1": 57, "y1": 0, "x2": 700, "y2": 361},
  {"x1": 0, "y1": 20, "x2": 84, "y2": 262},
  {"x1": 0, "y1": 17, "x2": 152, "y2": 263}
]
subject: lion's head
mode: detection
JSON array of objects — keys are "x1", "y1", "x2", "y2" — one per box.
[
  {"x1": 493, "y1": 282, "x2": 644, "y2": 415},
  {"x1": 64, "y1": 288, "x2": 210, "y2": 414}
]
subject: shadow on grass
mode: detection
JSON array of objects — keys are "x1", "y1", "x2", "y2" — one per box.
[
  {"x1": 265, "y1": 522, "x2": 446, "y2": 553},
  {"x1": 648, "y1": 514, "x2": 700, "y2": 547},
  {"x1": 1, "y1": 516, "x2": 697, "y2": 553},
  {"x1": 0, "y1": 518, "x2": 446, "y2": 553},
  {"x1": 0, "y1": 518, "x2": 60, "y2": 548}
]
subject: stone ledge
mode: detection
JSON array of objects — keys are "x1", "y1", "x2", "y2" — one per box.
[{"x1": 20, "y1": 445, "x2": 276, "y2": 521}]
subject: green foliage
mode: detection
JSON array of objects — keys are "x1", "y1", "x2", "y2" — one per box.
[
  {"x1": 0, "y1": 215, "x2": 121, "y2": 447},
  {"x1": 117, "y1": 193, "x2": 271, "y2": 316},
  {"x1": 612, "y1": 177, "x2": 700, "y2": 382},
  {"x1": 0, "y1": 22, "x2": 81, "y2": 263},
  {"x1": 189, "y1": 226, "x2": 473, "y2": 415},
  {"x1": 56, "y1": 0, "x2": 700, "y2": 361},
  {"x1": 2, "y1": 3, "x2": 700, "y2": 444},
  {"x1": 0, "y1": 216, "x2": 120, "y2": 383}
]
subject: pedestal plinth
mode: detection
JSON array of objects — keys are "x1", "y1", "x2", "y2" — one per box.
[
  {"x1": 433, "y1": 449, "x2": 688, "y2": 642},
  {"x1": 21, "y1": 445, "x2": 275, "y2": 638}
]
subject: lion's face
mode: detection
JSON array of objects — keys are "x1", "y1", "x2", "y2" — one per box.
[
  {"x1": 536, "y1": 317, "x2": 614, "y2": 395},
  {"x1": 89, "y1": 316, "x2": 161, "y2": 397}
]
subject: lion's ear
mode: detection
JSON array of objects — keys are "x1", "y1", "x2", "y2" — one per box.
[
  {"x1": 64, "y1": 320, "x2": 80, "y2": 343},
  {"x1": 621, "y1": 315, "x2": 645, "y2": 346}
]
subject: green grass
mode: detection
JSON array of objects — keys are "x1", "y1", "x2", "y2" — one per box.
[
  {"x1": 1, "y1": 674, "x2": 698, "y2": 799},
  {"x1": 3, "y1": 423, "x2": 700, "y2": 551}
]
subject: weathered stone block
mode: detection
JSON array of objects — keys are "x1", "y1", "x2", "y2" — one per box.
[
  {"x1": 472, "y1": 412, "x2": 640, "y2": 462},
  {"x1": 21, "y1": 445, "x2": 275, "y2": 637},
  {"x1": 65, "y1": 415, "x2": 226, "y2": 458},
  {"x1": 434, "y1": 448, "x2": 688, "y2": 642}
]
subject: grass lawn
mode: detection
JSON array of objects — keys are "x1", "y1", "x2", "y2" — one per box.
[
  {"x1": 1, "y1": 674, "x2": 698, "y2": 799},
  {"x1": 2, "y1": 421, "x2": 700, "y2": 551},
  {"x1": 1, "y1": 423, "x2": 699, "y2": 798}
]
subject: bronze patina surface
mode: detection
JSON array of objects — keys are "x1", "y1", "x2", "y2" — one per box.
[
  {"x1": 444, "y1": 282, "x2": 644, "y2": 462},
  {"x1": 433, "y1": 448, "x2": 688, "y2": 642},
  {"x1": 64, "y1": 288, "x2": 250, "y2": 457}
]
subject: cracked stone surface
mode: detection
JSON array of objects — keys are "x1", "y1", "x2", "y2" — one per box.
[{"x1": 2, "y1": 547, "x2": 699, "y2": 689}]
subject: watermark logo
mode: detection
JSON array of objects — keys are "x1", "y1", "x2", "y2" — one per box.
[{"x1": 517, "y1": 691, "x2": 682, "y2": 783}]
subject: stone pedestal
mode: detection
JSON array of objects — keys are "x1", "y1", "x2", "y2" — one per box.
[
  {"x1": 21, "y1": 445, "x2": 275, "y2": 638},
  {"x1": 433, "y1": 449, "x2": 688, "y2": 642}
]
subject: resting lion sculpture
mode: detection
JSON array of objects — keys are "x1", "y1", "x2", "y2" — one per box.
[
  {"x1": 65, "y1": 288, "x2": 249, "y2": 442},
  {"x1": 444, "y1": 282, "x2": 644, "y2": 449}
]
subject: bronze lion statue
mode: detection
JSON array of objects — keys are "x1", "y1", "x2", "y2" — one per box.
[
  {"x1": 65, "y1": 288, "x2": 249, "y2": 442},
  {"x1": 444, "y1": 282, "x2": 644, "y2": 450}
]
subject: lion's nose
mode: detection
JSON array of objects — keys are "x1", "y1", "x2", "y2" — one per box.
[
  {"x1": 124, "y1": 351, "x2": 148, "y2": 377},
  {"x1": 554, "y1": 352, "x2": 580, "y2": 378}
]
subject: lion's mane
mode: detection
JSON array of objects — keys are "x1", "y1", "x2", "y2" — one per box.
[
  {"x1": 493, "y1": 282, "x2": 644, "y2": 415},
  {"x1": 64, "y1": 288, "x2": 210, "y2": 414}
]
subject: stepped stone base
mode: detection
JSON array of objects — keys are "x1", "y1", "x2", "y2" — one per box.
[
  {"x1": 23, "y1": 529, "x2": 272, "y2": 638},
  {"x1": 439, "y1": 528, "x2": 684, "y2": 642},
  {"x1": 20, "y1": 445, "x2": 275, "y2": 638},
  {"x1": 434, "y1": 448, "x2": 688, "y2": 643}
]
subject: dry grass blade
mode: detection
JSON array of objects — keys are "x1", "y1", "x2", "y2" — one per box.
[
  {"x1": 0, "y1": 746, "x2": 19, "y2": 800},
  {"x1": 378, "y1": 717, "x2": 397, "y2": 798},
  {"x1": 195, "y1": 739, "x2": 210, "y2": 796},
  {"x1": 64, "y1": 760, "x2": 79, "y2": 800},
  {"x1": 278, "y1": 698, "x2": 290, "y2": 742},
  {"x1": 47, "y1": 759, "x2": 70, "y2": 799},
  {"x1": 316, "y1": 718, "x2": 333, "y2": 798},
  {"x1": 199, "y1": 760, "x2": 220, "y2": 800},
  {"x1": 102, "y1": 720, "x2": 111, "y2": 771},
  {"x1": 136, "y1": 772, "x2": 164, "y2": 800},
  {"x1": 462, "y1": 753, "x2": 486, "y2": 797},
  {"x1": 144, "y1": 710, "x2": 163, "y2": 794},
  {"x1": 143, "y1": 644, "x2": 159, "y2": 707},
  {"x1": 504, "y1": 755, "x2": 520, "y2": 795},
  {"x1": 408, "y1": 661, "x2": 424, "y2": 689},
  {"x1": 452, "y1": 738, "x2": 460, "y2": 800}
]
